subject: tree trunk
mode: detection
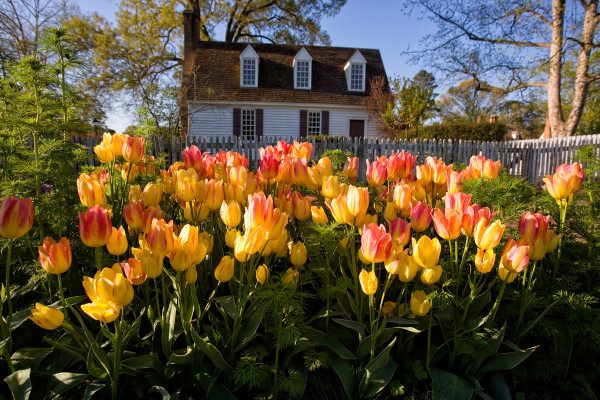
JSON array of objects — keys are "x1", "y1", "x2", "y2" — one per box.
[{"x1": 547, "y1": 0, "x2": 566, "y2": 137}]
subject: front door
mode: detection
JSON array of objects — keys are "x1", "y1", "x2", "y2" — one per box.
[{"x1": 349, "y1": 120, "x2": 364, "y2": 139}]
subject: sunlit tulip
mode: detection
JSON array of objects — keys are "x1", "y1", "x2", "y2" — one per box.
[
  {"x1": 276, "y1": 193, "x2": 294, "y2": 215},
  {"x1": 359, "y1": 269, "x2": 378, "y2": 295},
  {"x1": 395, "y1": 248, "x2": 420, "y2": 282},
  {"x1": 518, "y1": 212, "x2": 549, "y2": 244},
  {"x1": 121, "y1": 163, "x2": 137, "y2": 182},
  {"x1": 276, "y1": 158, "x2": 292, "y2": 184},
  {"x1": 393, "y1": 184, "x2": 412, "y2": 218},
  {"x1": 305, "y1": 165, "x2": 322, "y2": 191},
  {"x1": 292, "y1": 193, "x2": 311, "y2": 221},
  {"x1": 38, "y1": 237, "x2": 72, "y2": 274},
  {"x1": 474, "y1": 218, "x2": 506, "y2": 250},
  {"x1": 215, "y1": 255, "x2": 235, "y2": 282},
  {"x1": 220, "y1": 201, "x2": 242, "y2": 227},
  {"x1": 81, "y1": 302, "x2": 120, "y2": 323},
  {"x1": 146, "y1": 218, "x2": 174, "y2": 257},
  {"x1": 469, "y1": 155, "x2": 501, "y2": 181},
  {"x1": 256, "y1": 264, "x2": 269, "y2": 284},
  {"x1": 183, "y1": 200, "x2": 209, "y2": 223},
  {"x1": 169, "y1": 238, "x2": 192, "y2": 272},
  {"x1": 543, "y1": 174, "x2": 573, "y2": 200},
  {"x1": 498, "y1": 265, "x2": 518, "y2": 283},
  {"x1": 289, "y1": 157, "x2": 309, "y2": 186},
  {"x1": 343, "y1": 157, "x2": 359, "y2": 181},
  {"x1": 204, "y1": 179, "x2": 225, "y2": 211},
  {"x1": 94, "y1": 141, "x2": 114, "y2": 164},
  {"x1": 410, "y1": 290, "x2": 431, "y2": 316},
  {"x1": 366, "y1": 160, "x2": 387, "y2": 187},
  {"x1": 122, "y1": 135, "x2": 145, "y2": 164},
  {"x1": 129, "y1": 184, "x2": 142, "y2": 203},
  {"x1": 357, "y1": 247, "x2": 370, "y2": 264},
  {"x1": 76, "y1": 173, "x2": 107, "y2": 208},
  {"x1": 140, "y1": 250, "x2": 163, "y2": 278},
  {"x1": 317, "y1": 156, "x2": 334, "y2": 178},
  {"x1": 82, "y1": 265, "x2": 134, "y2": 308},
  {"x1": 410, "y1": 202, "x2": 431, "y2": 233},
  {"x1": 447, "y1": 170, "x2": 463, "y2": 195},
  {"x1": 445, "y1": 193, "x2": 472, "y2": 216},
  {"x1": 186, "y1": 265, "x2": 198, "y2": 284},
  {"x1": 228, "y1": 166, "x2": 248, "y2": 187},
  {"x1": 420, "y1": 264, "x2": 442, "y2": 285},
  {"x1": 282, "y1": 267, "x2": 299, "y2": 285},
  {"x1": 289, "y1": 241, "x2": 307, "y2": 266},
  {"x1": 120, "y1": 258, "x2": 146, "y2": 285},
  {"x1": 528, "y1": 237, "x2": 546, "y2": 261},
  {"x1": 383, "y1": 202, "x2": 396, "y2": 222},
  {"x1": 555, "y1": 162, "x2": 584, "y2": 192},
  {"x1": 432, "y1": 208, "x2": 462, "y2": 240},
  {"x1": 106, "y1": 226, "x2": 128, "y2": 256},
  {"x1": 162, "y1": 174, "x2": 177, "y2": 195},
  {"x1": 462, "y1": 205, "x2": 495, "y2": 237},
  {"x1": 239, "y1": 225, "x2": 268, "y2": 256},
  {"x1": 270, "y1": 230, "x2": 288, "y2": 255},
  {"x1": 426, "y1": 156, "x2": 452, "y2": 186},
  {"x1": 177, "y1": 168, "x2": 201, "y2": 202},
  {"x1": 141, "y1": 206, "x2": 165, "y2": 234},
  {"x1": 388, "y1": 218, "x2": 411, "y2": 248},
  {"x1": 311, "y1": 206, "x2": 328, "y2": 224},
  {"x1": 225, "y1": 229, "x2": 237, "y2": 248},
  {"x1": 412, "y1": 236, "x2": 441, "y2": 269},
  {"x1": 123, "y1": 201, "x2": 144, "y2": 231},
  {"x1": 244, "y1": 193, "x2": 288, "y2": 240},
  {"x1": 387, "y1": 152, "x2": 417, "y2": 181},
  {"x1": 182, "y1": 145, "x2": 206, "y2": 176},
  {"x1": 475, "y1": 248, "x2": 496, "y2": 273},
  {"x1": 142, "y1": 182, "x2": 163, "y2": 207},
  {"x1": 322, "y1": 175, "x2": 341, "y2": 199},
  {"x1": 360, "y1": 223, "x2": 393, "y2": 263},
  {"x1": 411, "y1": 182, "x2": 427, "y2": 203},
  {"x1": 109, "y1": 133, "x2": 124, "y2": 156},
  {"x1": 500, "y1": 236, "x2": 530, "y2": 274},
  {"x1": 416, "y1": 164, "x2": 433, "y2": 187},
  {"x1": 347, "y1": 186, "x2": 369, "y2": 219},
  {"x1": 544, "y1": 230, "x2": 561, "y2": 254},
  {"x1": 29, "y1": 303, "x2": 64, "y2": 330},
  {"x1": 259, "y1": 153, "x2": 280, "y2": 181},
  {"x1": 79, "y1": 204, "x2": 112, "y2": 247}
]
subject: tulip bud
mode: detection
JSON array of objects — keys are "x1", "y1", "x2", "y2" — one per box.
[
  {"x1": 185, "y1": 265, "x2": 198, "y2": 284},
  {"x1": 432, "y1": 208, "x2": 462, "y2": 241},
  {"x1": 317, "y1": 156, "x2": 334, "y2": 178},
  {"x1": 79, "y1": 205, "x2": 112, "y2": 247},
  {"x1": 366, "y1": 160, "x2": 387, "y2": 187},
  {"x1": 410, "y1": 290, "x2": 431, "y2": 316},
  {"x1": 500, "y1": 236, "x2": 529, "y2": 274},
  {"x1": 388, "y1": 218, "x2": 411, "y2": 248},
  {"x1": 292, "y1": 193, "x2": 311, "y2": 222},
  {"x1": 123, "y1": 201, "x2": 145, "y2": 231},
  {"x1": 107, "y1": 226, "x2": 128, "y2": 256},
  {"x1": 0, "y1": 196, "x2": 34, "y2": 239},
  {"x1": 322, "y1": 175, "x2": 341, "y2": 199},
  {"x1": 122, "y1": 135, "x2": 145, "y2": 164},
  {"x1": 311, "y1": 206, "x2": 328, "y2": 224},
  {"x1": 410, "y1": 202, "x2": 432, "y2": 233},
  {"x1": 289, "y1": 241, "x2": 308, "y2": 266},
  {"x1": 256, "y1": 264, "x2": 269, "y2": 284},
  {"x1": 225, "y1": 228, "x2": 238, "y2": 248},
  {"x1": 383, "y1": 202, "x2": 397, "y2": 223},
  {"x1": 147, "y1": 218, "x2": 174, "y2": 257},
  {"x1": 220, "y1": 201, "x2": 242, "y2": 227},
  {"x1": 392, "y1": 184, "x2": 412, "y2": 218},
  {"x1": 94, "y1": 141, "x2": 114, "y2": 164},
  {"x1": 215, "y1": 255, "x2": 235, "y2": 282},
  {"x1": 77, "y1": 173, "x2": 107, "y2": 208},
  {"x1": 360, "y1": 223, "x2": 393, "y2": 263},
  {"x1": 420, "y1": 264, "x2": 442, "y2": 285},
  {"x1": 282, "y1": 267, "x2": 299, "y2": 285},
  {"x1": 359, "y1": 269, "x2": 378, "y2": 295},
  {"x1": 38, "y1": 237, "x2": 72, "y2": 274},
  {"x1": 29, "y1": 303, "x2": 64, "y2": 330}
]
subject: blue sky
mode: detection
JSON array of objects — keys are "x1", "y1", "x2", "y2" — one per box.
[{"x1": 77, "y1": 0, "x2": 437, "y2": 132}]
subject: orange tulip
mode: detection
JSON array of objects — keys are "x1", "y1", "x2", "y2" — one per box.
[
  {"x1": 317, "y1": 156, "x2": 334, "y2": 178},
  {"x1": 215, "y1": 255, "x2": 235, "y2": 282},
  {"x1": 141, "y1": 206, "x2": 165, "y2": 234},
  {"x1": 475, "y1": 248, "x2": 496, "y2": 273},
  {"x1": 347, "y1": 186, "x2": 369, "y2": 219},
  {"x1": 500, "y1": 236, "x2": 529, "y2": 274},
  {"x1": 469, "y1": 155, "x2": 501, "y2": 181},
  {"x1": 228, "y1": 166, "x2": 248, "y2": 187},
  {"x1": 447, "y1": 170, "x2": 464, "y2": 195},
  {"x1": 220, "y1": 201, "x2": 242, "y2": 227},
  {"x1": 291, "y1": 193, "x2": 311, "y2": 221},
  {"x1": 38, "y1": 237, "x2": 72, "y2": 274},
  {"x1": 79, "y1": 204, "x2": 112, "y2": 247},
  {"x1": 77, "y1": 173, "x2": 107, "y2": 208},
  {"x1": 259, "y1": 153, "x2": 280, "y2": 181},
  {"x1": 204, "y1": 179, "x2": 225, "y2": 211},
  {"x1": 107, "y1": 226, "x2": 128, "y2": 256},
  {"x1": 182, "y1": 145, "x2": 206, "y2": 176},
  {"x1": 445, "y1": 192, "x2": 472, "y2": 216},
  {"x1": 474, "y1": 218, "x2": 505, "y2": 250},
  {"x1": 123, "y1": 201, "x2": 144, "y2": 231},
  {"x1": 388, "y1": 218, "x2": 411, "y2": 248},
  {"x1": 543, "y1": 174, "x2": 573, "y2": 201},
  {"x1": 120, "y1": 258, "x2": 146, "y2": 285},
  {"x1": 365, "y1": 160, "x2": 387, "y2": 187},
  {"x1": 122, "y1": 135, "x2": 145, "y2": 164},
  {"x1": 121, "y1": 162, "x2": 137, "y2": 182},
  {"x1": 360, "y1": 223, "x2": 393, "y2": 263},
  {"x1": 410, "y1": 202, "x2": 431, "y2": 233},
  {"x1": 432, "y1": 208, "x2": 462, "y2": 240},
  {"x1": 147, "y1": 218, "x2": 174, "y2": 257},
  {"x1": 359, "y1": 269, "x2": 378, "y2": 295},
  {"x1": 142, "y1": 182, "x2": 163, "y2": 207},
  {"x1": 387, "y1": 152, "x2": 417, "y2": 181},
  {"x1": 555, "y1": 162, "x2": 584, "y2": 192},
  {"x1": 169, "y1": 237, "x2": 193, "y2": 272},
  {"x1": 244, "y1": 193, "x2": 288, "y2": 240},
  {"x1": 289, "y1": 157, "x2": 309, "y2": 186},
  {"x1": 343, "y1": 157, "x2": 359, "y2": 181},
  {"x1": 462, "y1": 205, "x2": 495, "y2": 237}
]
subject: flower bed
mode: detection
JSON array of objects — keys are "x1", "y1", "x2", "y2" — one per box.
[{"x1": 1, "y1": 134, "x2": 599, "y2": 399}]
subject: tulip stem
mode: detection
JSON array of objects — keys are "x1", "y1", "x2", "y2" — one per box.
[
  {"x1": 349, "y1": 226, "x2": 362, "y2": 325},
  {"x1": 111, "y1": 313, "x2": 123, "y2": 400},
  {"x1": 426, "y1": 298, "x2": 433, "y2": 370},
  {"x1": 456, "y1": 236, "x2": 471, "y2": 296},
  {"x1": 4, "y1": 239, "x2": 13, "y2": 325},
  {"x1": 369, "y1": 293, "x2": 375, "y2": 362},
  {"x1": 516, "y1": 261, "x2": 537, "y2": 331},
  {"x1": 488, "y1": 274, "x2": 509, "y2": 326},
  {"x1": 553, "y1": 205, "x2": 567, "y2": 281},
  {"x1": 57, "y1": 273, "x2": 69, "y2": 323},
  {"x1": 153, "y1": 278, "x2": 161, "y2": 317},
  {"x1": 95, "y1": 246, "x2": 103, "y2": 271}
]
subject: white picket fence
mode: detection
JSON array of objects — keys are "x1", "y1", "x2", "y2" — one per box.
[{"x1": 73, "y1": 134, "x2": 600, "y2": 185}]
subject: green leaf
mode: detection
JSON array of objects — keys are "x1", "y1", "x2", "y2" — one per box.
[
  {"x1": 466, "y1": 283, "x2": 493, "y2": 320},
  {"x1": 46, "y1": 372, "x2": 87, "y2": 399},
  {"x1": 430, "y1": 367, "x2": 474, "y2": 400},
  {"x1": 190, "y1": 329, "x2": 233, "y2": 374},
  {"x1": 235, "y1": 313, "x2": 262, "y2": 351},
  {"x1": 82, "y1": 383, "x2": 105, "y2": 400},
  {"x1": 333, "y1": 318, "x2": 365, "y2": 337},
  {"x1": 549, "y1": 318, "x2": 572, "y2": 378},
  {"x1": 487, "y1": 372, "x2": 512, "y2": 400},
  {"x1": 385, "y1": 316, "x2": 419, "y2": 326},
  {"x1": 478, "y1": 346, "x2": 538, "y2": 374},
  {"x1": 11, "y1": 347, "x2": 53, "y2": 370},
  {"x1": 359, "y1": 338, "x2": 398, "y2": 398},
  {"x1": 474, "y1": 390, "x2": 494, "y2": 400},
  {"x1": 4, "y1": 368, "x2": 32, "y2": 400},
  {"x1": 214, "y1": 296, "x2": 236, "y2": 318},
  {"x1": 302, "y1": 327, "x2": 355, "y2": 359},
  {"x1": 122, "y1": 354, "x2": 163, "y2": 372},
  {"x1": 122, "y1": 312, "x2": 142, "y2": 348},
  {"x1": 9, "y1": 309, "x2": 32, "y2": 332},
  {"x1": 329, "y1": 356, "x2": 355, "y2": 399},
  {"x1": 149, "y1": 385, "x2": 173, "y2": 400},
  {"x1": 168, "y1": 347, "x2": 194, "y2": 365},
  {"x1": 467, "y1": 324, "x2": 506, "y2": 376},
  {"x1": 514, "y1": 298, "x2": 559, "y2": 342},
  {"x1": 208, "y1": 383, "x2": 237, "y2": 400},
  {"x1": 86, "y1": 347, "x2": 109, "y2": 378},
  {"x1": 161, "y1": 301, "x2": 177, "y2": 357}
]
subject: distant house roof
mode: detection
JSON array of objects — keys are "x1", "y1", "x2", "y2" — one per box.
[{"x1": 185, "y1": 41, "x2": 389, "y2": 106}]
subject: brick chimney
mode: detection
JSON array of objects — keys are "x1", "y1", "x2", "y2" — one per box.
[{"x1": 181, "y1": 10, "x2": 200, "y2": 138}]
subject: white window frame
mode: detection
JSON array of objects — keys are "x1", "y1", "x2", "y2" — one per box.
[
  {"x1": 240, "y1": 45, "x2": 259, "y2": 88},
  {"x1": 307, "y1": 111, "x2": 321, "y2": 136},
  {"x1": 241, "y1": 109, "x2": 255, "y2": 139},
  {"x1": 350, "y1": 64, "x2": 364, "y2": 91},
  {"x1": 294, "y1": 47, "x2": 313, "y2": 90}
]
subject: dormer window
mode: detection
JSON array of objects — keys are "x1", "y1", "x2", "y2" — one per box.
[
  {"x1": 344, "y1": 50, "x2": 367, "y2": 92},
  {"x1": 240, "y1": 45, "x2": 259, "y2": 87},
  {"x1": 294, "y1": 47, "x2": 312, "y2": 90}
]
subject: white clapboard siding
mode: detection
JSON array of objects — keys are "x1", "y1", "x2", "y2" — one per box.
[{"x1": 75, "y1": 134, "x2": 600, "y2": 185}]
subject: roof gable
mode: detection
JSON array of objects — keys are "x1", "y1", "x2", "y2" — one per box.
[
  {"x1": 294, "y1": 47, "x2": 312, "y2": 62},
  {"x1": 240, "y1": 44, "x2": 259, "y2": 59}
]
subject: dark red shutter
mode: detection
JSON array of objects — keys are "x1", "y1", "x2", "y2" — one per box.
[
  {"x1": 322, "y1": 111, "x2": 329, "y2": 136},
  {"x1": 256, "y1": 109, "x2": 263, "y2": 138},
  {"x1": 300, "y1": 110, "x2": 307, "y2": 137},
  {"x1": 233, "y1": 108, "x2": 241, "y2": 136}
]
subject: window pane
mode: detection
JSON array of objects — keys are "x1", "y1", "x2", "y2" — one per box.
[
  {"x1": 242, "y1": 59, "x2": 256, "y2": 86},
  {"x1": 350, "y1": 64, "x2": 363, "y2": 90},
  {"x1": 296, "y1": 61, "x2": 309, "y2": 88},
  {"x1": 242, "y1": 109, "x2": 255, "y2": 139},
  {"x1": 308, "y1": 111, "x2": 321, "y2": 136}
]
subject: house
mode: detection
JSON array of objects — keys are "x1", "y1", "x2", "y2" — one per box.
[{"x1": 181, "y1": 10, "x2": 389, "y2": 140}]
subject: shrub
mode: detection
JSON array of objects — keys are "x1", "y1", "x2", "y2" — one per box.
[{"x1": 399, "y1": 121, "x2": 507, "y2": 141}]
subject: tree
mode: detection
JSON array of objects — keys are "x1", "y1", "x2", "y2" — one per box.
[
  {"x1": 436, "y1": 79, "x2": 505, "y2": 123},
  {"x1": 405, "y1": 0, "x2": 600, "y2": 137}
]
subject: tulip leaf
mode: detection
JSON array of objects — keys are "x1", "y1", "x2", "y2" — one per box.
[
  {"x1": 86, "y1": 345, "x2": 111, "y2": 378},
  {"x1": 357, "y1": 327, "x2": 397, "y2": 360},
  {"x1": 86, "y1": 347, "x2": 108, "y2": 378},
  {"x1": 235, "y1": 313, "x2": 262, "y2": 351},
  {"x1": 302, "y1": 327, "x2": 355, "y2": 359},
  {"x1": 548, "y1": 318, "x2": 572, "y2": 378},
  {"x1": 208, "y1": 383, "x2": 237, "y2": 400},
  {"x1": 359, "y1": 338, "x2": 398, "y2": 398},
  {"x1": 430, "y1": 367, "x2": 474, "y2": 400},
  {"x1": 9, "y1": 309, "x2": 32, "y2": 332},
  {"x1": 385, "y1": 316, "x2": 419, "y2": 326},
  {"x1": 82, "y1": 383, "x2": 105, "y2": 400},
  {"x1": 122, "y1": 354, "x2": 163, "y2": 373},
  {"x1": 45, "y1": 372, "x2": 87, "y2": 399},
  {"x1": 11, "y1": 347, "x2": 53, "y2": 370},
  {"x1": 161, "y1": 301, "x2": 177, "y2": 357},
  {"x1": 514, "y1": 298, "x2": 559, "y2": 342},
  {"x1": 149, "y1": 385, "x2": 180, "y2": 400},
  {"x1": 122, "y1": 312, "x2": 142, "y2": 348},
  {"x1": 474, "y1": 390, "x2": 494, "y2": 400},
  {"x1": 190, "y1": 329, "x2": 233, "y2": 374},
  {"x1": 44, "y1": 338, "x2": 86, "y2": 363},
  {"x1": 329, "y1": 356, "x2": 355, "y2": 399},
  {"x1": 467, "y1": 323, "x2": 506, "y2": 376},
  {"x1": 478, "y1": 346, "x2": 538, "y2": 374},
  {"x1": 0, "y1": 336, "x2": 10, "y2": 353},
  {"x1": 333, "y1": 318, "x2": 366, "y2": 337},
  {"x1": 214, "y1": 296, "x2": 236, "y2": 318},
  {"x1": 168, "y1": 347, "x2": 194, "y2": 365},
  {"x1": 4, "y1": 368, "x2": 32, "y2": 400},
  {"x1": 486, "y1": 372, "x2": 512, "y2": 400}
]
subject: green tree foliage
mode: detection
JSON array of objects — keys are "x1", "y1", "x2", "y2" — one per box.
[
  {"x1": 384, "y1": 71, "x2": 437, "y2": 131},
  {"x1": 436, "y1": 79, "x2": 505, "y2": 124}
]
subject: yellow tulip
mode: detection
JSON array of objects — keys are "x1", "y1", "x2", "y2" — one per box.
[
  {"x1": 420, "y1": 264, "x2": 442, "y2": 285},
  {"x1": 29, "y1": 303, "x2": 64, "y2": 330},
  {"x1": 256, "y1": 264, "x2": 269, "y2": 284},
  {"x1": 225, "y1": 228, "x2": 238, "y2": 248},
  {"x1": 220, "y1": 200, "x2": 242, "y2": 227},
  {"x1": 410, "y1": 290, "x2": 431, "y2": 316},
  {"x1": 311, "y1": 206, "x2": 328, "y2": 224},
  {"x1": 474, "y1": 219, "x2": 506, "y2": 250},
  {"x1": 282, "y1": 267, "x2": 299, "y2": 285},
  {"x1": 411, "y1": 236, "x2": 441, "y2": 269},
  {"x1": 359, "y1": 269, "x2": 378, "y2": 295},
  {"x1": 289, "y1": 241, "x2": 307, "y2": 266},
  {"x1": 81, "y1": 302, "x2": 120, "y2": 323},
  {"x1": 475, "y1": 248, "x2": 496, "y2": 274},
  {"x1": 215, "y1": 255, "x2": 235, "y2": 282},
  {"x1": 106, "y1": 226, "x2": 128, "y2": 256}
]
